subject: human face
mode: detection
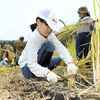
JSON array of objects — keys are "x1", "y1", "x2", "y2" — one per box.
[
  {"x1": 36, "y1": 19, "x2": 52, "y2": 38},
  {"x1": 78, "y1": 12, "x2": 86, "y2": 18}
]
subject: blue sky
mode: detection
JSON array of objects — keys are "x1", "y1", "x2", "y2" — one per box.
[{"x1": 0, "y1": 0, "x2": 93, "y2": 40}]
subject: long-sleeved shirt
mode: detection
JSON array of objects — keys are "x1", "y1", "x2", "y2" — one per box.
[
  {"x1": 18, "y1": 29, "x2": 74, "y2": 77},
  {"x1": 77, "y1": 16, "x2": 94, "y2": 33}
]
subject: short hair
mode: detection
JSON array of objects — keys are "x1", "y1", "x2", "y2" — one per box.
[{"x1": 19, "y1": 37, "x2": 24, "y2": 41}]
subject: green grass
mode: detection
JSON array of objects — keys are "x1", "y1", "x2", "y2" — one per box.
[{"x1": 0, "y1": 66, "x2": 17, "y2": 74}]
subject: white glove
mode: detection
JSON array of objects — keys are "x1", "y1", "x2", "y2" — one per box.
[
  {"x1": 47, "y1": 71, "x2": 61, "y2": 83},
  {"x1": 67, "y1": 64, "x2": 78, "y2": 76}
]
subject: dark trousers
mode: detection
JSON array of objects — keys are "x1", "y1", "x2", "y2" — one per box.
[
  {"x1": 76, "y1": 32, "x2": 91, "y2": 59},
  {"x1": 21, "y1": 41, "x2": 61, "y2": 79}
]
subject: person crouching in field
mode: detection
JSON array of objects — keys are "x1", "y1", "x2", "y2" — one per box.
[
  {"x1": 18, "y1": 10, "x2": 78, "y2": 83},
  {"x1": 76, "y1": 7, "x2": 95, "y2": 59}
]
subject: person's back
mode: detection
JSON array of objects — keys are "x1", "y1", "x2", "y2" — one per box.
[
  {"x1": 15, "y1": 37, "x2": 25, "y2": 54},
  {"x1": 15, "y1": 37, "x2": 25, "y2": 65}
]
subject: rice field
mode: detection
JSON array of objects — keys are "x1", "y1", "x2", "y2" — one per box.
[{"x1": 0, "y1": 0, "x2": 100, "y2": 99}]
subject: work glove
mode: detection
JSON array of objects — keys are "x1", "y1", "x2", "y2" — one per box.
[
  {"x1": 67, "y1": 64, "x2": 78, "y2": 76},
  {"x1": 47, "y1": 71, "x2": 61, "y2": 83}
]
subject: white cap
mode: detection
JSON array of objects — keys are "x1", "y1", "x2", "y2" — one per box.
[{"x1": 37, "y1": 9, "x2": 63, "y2": 32}]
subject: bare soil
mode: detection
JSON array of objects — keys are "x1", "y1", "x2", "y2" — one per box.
[{"x1": 0, "y1": 66, "x2": 100, "y2": 100}]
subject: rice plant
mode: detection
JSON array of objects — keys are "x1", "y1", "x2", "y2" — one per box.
[
  {"x1": 92, "y1": 0, "x2": 100, "y2": 90},
  {"x1": 57, "y1": 0, "x2": 100, "y2": 92}
]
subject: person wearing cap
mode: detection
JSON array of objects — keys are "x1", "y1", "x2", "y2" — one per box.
[
  {"x1": 76, "y1": 7, "x2": 94, "y2": 59},
  {"x1": 18, "y1": 10, "x2": 78, "y2": 83}
]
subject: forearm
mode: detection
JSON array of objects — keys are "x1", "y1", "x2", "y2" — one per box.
[
  {"x1": 52, "y1": 36, "x2": 74, "y2": 65},
  {"x1": 28, "y1": 63, "x2": 61, "y2": 83},
  {"x1": 28, "y1": 63, "x2": 50, "y2": 78}
]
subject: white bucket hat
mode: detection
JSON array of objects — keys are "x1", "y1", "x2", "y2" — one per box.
[{"x1": 37, "y1": 9, "x2": 64, "y2": 32}]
